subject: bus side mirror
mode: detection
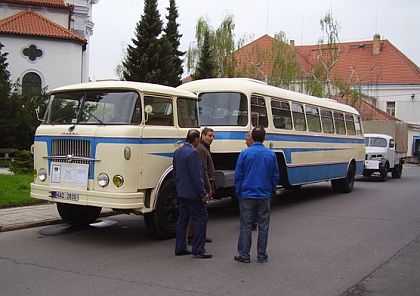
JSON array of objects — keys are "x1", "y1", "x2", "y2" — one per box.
[
  {"x1": 35, "y1": 106, "x2": 44, "y2": 123},
  {"x1": 144, "y1": 105, "x2": 153, "y2": 123}
]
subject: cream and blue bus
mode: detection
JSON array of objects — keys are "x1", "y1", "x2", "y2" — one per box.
[
  {"x1": 178, "y1": 78, "x2": 365, "y2": 198},
  {"x1": 31, "y1": 81, "x2": 199, "y2": 239}
]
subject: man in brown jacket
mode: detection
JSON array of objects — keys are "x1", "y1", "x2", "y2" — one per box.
[{"x1": 188, "y1": 127, "x2": 215, "y2": 244}]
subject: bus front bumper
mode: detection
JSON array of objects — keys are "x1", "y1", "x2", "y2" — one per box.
[{"x1": 30, "y1": 183, "x2": 145, "y2": 210}]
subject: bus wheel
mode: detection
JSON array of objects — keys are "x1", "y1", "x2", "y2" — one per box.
[
  {"x1": 144, "y1": 178, "x2": 178, "y2": 239},
  {"x1": 331, "y1": 163, "x2": 356, "y2": 193},
  {"x1": 391, "y1": 164, "x2": 403, "y2": 179},
  {"x1": 57, "y1": 203, "x2": 101, "y2": 226}
]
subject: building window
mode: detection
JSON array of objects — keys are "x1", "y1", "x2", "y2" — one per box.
[
  {"x1": 386, "y1": 102, "x2": 395, "y2": 117},
  {"x1": 22, "y1": 72, "x2": 42, "y2": 96},
  {"x1": 22, "y1": 45, "x2": 43, "y2": 62}
]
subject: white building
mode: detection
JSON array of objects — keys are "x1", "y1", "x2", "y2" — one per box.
[{"x1": 0, "y1": 0, "x2": 97, "y2": 93}]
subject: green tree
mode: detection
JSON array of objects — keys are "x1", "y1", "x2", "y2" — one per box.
[
  {"x1": 192, "y1": 30, "x2": 216, "y2": 80},
  {"x1": 162, "y1": 0, "x2": 184, "y2": 86},
  {"x1": 122, "y1": 0, "x2": 166, "y2": 83},
  {"x1": 187, "y1": 15, "x2": 238, "y2": 78},
  {"x1": 0, "y1": 43, "x2": 15, "y2": 148}
]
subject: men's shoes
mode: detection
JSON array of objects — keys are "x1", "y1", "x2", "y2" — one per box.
[
  {"x1": 234, "y1": 255, "x2": 250, "y2": 263},
  {"x1": 193, "y1": 253, "x2": 212, "y2": 259},
  {"x1": 206, "y1": 237, "x2": 212, "y2": 243},
  {"x1": 257, "y1": 258, "x2": 268, "y2": 263},
  {"x1": 175, "y1": 250, "x2": 192, "y2": 256}
]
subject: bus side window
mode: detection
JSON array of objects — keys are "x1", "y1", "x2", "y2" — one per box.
[
  {"x1": 345, "y1": 113, "x2": 356, "y2": 135},
  {"x1": 321, "y1": 108, "x2": 335, "y2": 134},
  {"x1": 144, "y1": 96, "x2": 174, "y2": 126},
  {"x1": 354, "y1": 115, "x2": 362, "y2": 136},
  {"x1": 251, "y1": 95, "x2": 268, "y2": 127},
  {"x1": 291, "y1": 102, "x2": 307, "y2": 131},
  {"x1": 333, "y1": 111, "x2": 346, "y2": 135},
  {"x1": 271, "y1": 99, "x2": 292, "y2": 130},
  {"x1": 306, "y1": 105, "x2": 321, "y2": 132}
]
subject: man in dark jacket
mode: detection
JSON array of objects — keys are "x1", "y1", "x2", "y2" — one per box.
[
  {"x1": 173, "y1": 129, "x2": 212, "y2": 259},
  {"x1": 187, "y1": 127, "x2": 215, "y2": 244},
  {"x1": 234, "y1": 126, "x2": 279, "y2": 263}
]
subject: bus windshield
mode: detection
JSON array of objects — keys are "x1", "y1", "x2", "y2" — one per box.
[
  {"x1": 198, "y1": 92, "x2": 248, "y2": 126},
  {"x1": 45, "y1": 90, "x2": 141, "y2": 125}
]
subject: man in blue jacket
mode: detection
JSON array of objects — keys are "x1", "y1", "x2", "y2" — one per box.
[
  {"x1": 234, "y1": 126, "x2": 279, "y2": 263},
  {"x1": 173, "y1": 129, "x2": 212, "y2": 259}
]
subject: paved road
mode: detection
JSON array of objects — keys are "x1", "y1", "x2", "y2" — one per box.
[{"x1": 1, "y1": 165, "x2": 420, "y2": 296}]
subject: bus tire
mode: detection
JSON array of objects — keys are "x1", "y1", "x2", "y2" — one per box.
[
  {"x1": 391, "y1": 164, "x2": 403, "y2": 179},
  {"x1": 331, "y1": 163, "x2": 356, "y2": 193},
  {"x1": 57, "y1": 203, "x2": 101, "y2": 226},
  {"x1": 144, "y1": 178, "x2": 178, "y2": 239}
]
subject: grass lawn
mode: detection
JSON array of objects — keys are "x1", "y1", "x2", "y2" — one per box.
[{"x1": 0, "y1": 174, "x2": 44, "y2": 208}]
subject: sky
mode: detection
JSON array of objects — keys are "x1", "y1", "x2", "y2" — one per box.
[{"x1": 88, "y1": 0, "x2": 420, "y2": 80}]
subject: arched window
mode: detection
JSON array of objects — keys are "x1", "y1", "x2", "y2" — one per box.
[{"x1": 22, "y1": 72, "x2": 42, "y2": 96}]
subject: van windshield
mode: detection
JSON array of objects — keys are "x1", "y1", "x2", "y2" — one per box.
[
  {"x1": 45, "y1": 90, "x2": 141, "y2": 125},
  {"x1": 365, "y1": 137, "x2": 387, "y2": 148},
  {"x1": 198, "y1": 92, "x2": 248, "y2": 126}
]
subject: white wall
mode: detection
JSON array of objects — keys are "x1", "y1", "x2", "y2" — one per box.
[
  {"x1": 359, "y1": 84, "x2": 420, "y2": 125},
  {"x1": 1, "y1": 35, "x2": 85, "y2": 90}
]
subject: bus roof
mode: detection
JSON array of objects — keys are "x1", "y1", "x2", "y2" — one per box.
[
  {"x1": 179, "y1": 78, "x2": 359, "y2": 114},
  {"x1": 50, "y1": 80, "x2": 198, "y2": 99}
]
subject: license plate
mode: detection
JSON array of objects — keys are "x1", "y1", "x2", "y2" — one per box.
[
  {"x1": 52, "y1": 191, "x2": 79, "y2": 201},
  {"x1": 365, "y1": 160, "x2": 379, "y2": 170}
]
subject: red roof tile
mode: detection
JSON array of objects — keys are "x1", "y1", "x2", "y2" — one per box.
[
  {"x1": 235, "y1": 35, "x2": 420, "y2": 85},
  {"x1": 0, "y1": 10, "x2": 85, "y2": 43},
  {"x1": 0, "y1": 0, "x2": 69, "y2": 9}
]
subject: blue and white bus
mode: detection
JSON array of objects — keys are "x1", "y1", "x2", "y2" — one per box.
[{"x1": 179, "y1": 78, "x2": 365, "y2": 197}]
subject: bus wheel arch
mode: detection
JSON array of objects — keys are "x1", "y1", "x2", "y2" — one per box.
[
  {"x1": 144, "y1": 168, "x2": 178, "y2": 239},
  {"x1": 331, "y1": 159, "x2": 356, "y2": 193}
]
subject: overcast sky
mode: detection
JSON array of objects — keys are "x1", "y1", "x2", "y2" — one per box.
[{"x1": 88, "y1": 0, "x2": 420, "y2": 80}]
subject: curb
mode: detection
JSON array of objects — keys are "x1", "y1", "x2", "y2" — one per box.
[{"x1": 0, "y1": 211, "x2": 118, "y2": 233}]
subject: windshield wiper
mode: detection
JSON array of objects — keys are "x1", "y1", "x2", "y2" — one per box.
[{"x1": 87, "y1": 112, "x2": 105, "y2": 125}]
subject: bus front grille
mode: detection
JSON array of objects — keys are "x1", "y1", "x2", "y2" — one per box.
[{"x1": 51, "y1": 139, "x2": 91, "y2": 165}]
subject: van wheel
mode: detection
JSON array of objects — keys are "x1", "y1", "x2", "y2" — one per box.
[
  {"x1": 379, "y1": 163, "x2": 389, "y2": 182},
  {"x1": 331, "y1": 163, "x2": 356, "y2": 193},
  {"x1": 57, "y1": 203, "x2": 102, "y2": 226},
  {"x1": 391, "y1": 164, "x2": 403, "y2": 179},
  {"x1": 144, "y1": 178, "x2": 178, "y2": 239}
]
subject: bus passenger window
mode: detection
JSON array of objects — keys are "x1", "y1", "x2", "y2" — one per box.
[
  {"x1": 333, "y1": 112, "x2": 346, "y2": 135},
  {"x1": 291, "y1": 103, "x2": 307, "y2": 131},
  {"x1": 271, "y1": 99, "x2": 292, "y2": 130},
  {"x1": 144, "y1": 96, "x2": 174, "y2": 126},
  {"x1": 345, "y1": 114, "x2": 356, "y2": 135},
  {"x1": 306, "y1": 105, "x2": 321, "y2": 132},
  {"x1": 321, "y1": 108, "x2": 335, "y2": 134},
  {"x1": 354, "y1": 115, "x2": 362, "y2": 135},
  {"x1": 251, "y1": 95, "x2": 268, "y2": 127}
]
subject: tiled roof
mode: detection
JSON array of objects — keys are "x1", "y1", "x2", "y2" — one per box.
[
  {"x1": 235, "y1": 35, "x2": 420, "y2": 85},
  {"x1": 0, "y1": 0, "x2": 69, "y2": 9},
  {"x1": 0, "y1": 11, "x2": 85, "y2": 43}
]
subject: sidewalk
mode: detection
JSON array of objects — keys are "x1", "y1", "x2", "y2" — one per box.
[{"x1": 0, "y1": 203, "x2": 114, "y2": 232}]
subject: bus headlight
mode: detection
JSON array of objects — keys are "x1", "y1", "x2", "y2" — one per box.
[
  {"x1": 97, "y1": 173, "x2": 109, "y2": 187},
  {"x1": 38, "y1": 168, "x2": 47, "y2": 182},
  {"x1": 113, "y1": 175, "x2": 124, "y2": 187}
]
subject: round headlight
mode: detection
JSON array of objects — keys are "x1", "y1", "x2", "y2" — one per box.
[
  {"x1": 113, "y1": 175, "x2": 124, "y2": 187},
  {"x1": 97, "y1": 173, "x2": 109, "y2": 187},
  {"x1": 38, "y1": 168, "x2": 47, "y2": 182}
]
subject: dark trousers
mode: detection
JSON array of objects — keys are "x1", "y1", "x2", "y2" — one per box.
[
  {"x1": 175, "y1": 198, "x2": 208, "y2": 255},
  {"x1": 237, "y1": 197, "x2": 271, "y2": 261}
]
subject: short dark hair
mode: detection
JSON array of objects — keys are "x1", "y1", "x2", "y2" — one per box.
[
  {"x1": 251, "y1": 126, "x2": 266, "y2": 143},
  {"x1": 201, "y1": 127, "x2": 214, "y2": 137},
  {"x1": 186, "y1": 129, "x2": 200, "y2": 143}
]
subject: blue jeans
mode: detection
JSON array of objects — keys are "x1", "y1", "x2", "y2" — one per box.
[
  {"x1": 175, "y1": 198, "x2": 208, "y2": 255},
  {"x1": 237, "y1": 197, "x2": 270, "y2": 261}
]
